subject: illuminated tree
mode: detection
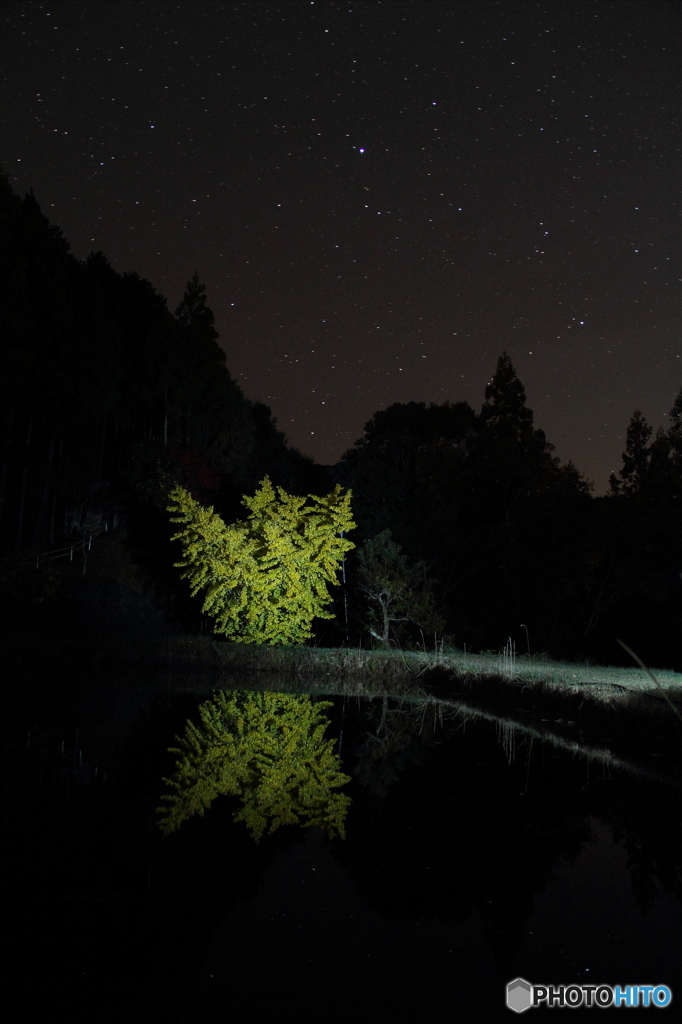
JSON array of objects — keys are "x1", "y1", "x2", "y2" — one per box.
[
  {"x1": 158, "y1": 690, "x2": 351, "y2": 841},
  {"x1": 167, "y1": 476, "x2": 355, "y2": 643}
]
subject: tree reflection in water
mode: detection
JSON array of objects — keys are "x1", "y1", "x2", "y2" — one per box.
[
  {"x1": 9, "y1": 671, "x2": 680, "y2": 1023},
  {"x1": 158, "y1": 690, "x2": 351, "y2": 841}
]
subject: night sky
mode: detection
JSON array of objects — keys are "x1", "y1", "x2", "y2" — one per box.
[{"x1": 2, "y1": 0, "x2": 681, "y2": 492}]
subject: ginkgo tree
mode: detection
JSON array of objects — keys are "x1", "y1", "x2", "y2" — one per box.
[{"x1": 167, "y1": 476, "x2": 355, "y2": 643}]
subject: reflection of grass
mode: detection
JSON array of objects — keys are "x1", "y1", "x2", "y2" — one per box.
[{"x1": 407, "y1": 642, "x2": 682, "y2": 785}]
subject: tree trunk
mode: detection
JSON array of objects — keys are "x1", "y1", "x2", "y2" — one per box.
[
  {"x1": 49, "y1": 492, "x2": 57, "y2": 547},
  {"x1": 35, "y1": 436, "x2": 55, "y2": 545},
  {"x1": 0, "y1": 401, "x2": 15, "y2": 533},
  {"x1": 15, "y1": 409, "x2": 33, "y2": 551},
  {"x1": 368, "y1": 592, "x2": 392, "y2": 647},
  {"x1": 0, "y1": 461, "x2": 7, "y2": 536},
  {"x1": 380, "y1": 593, "x2": 390, "y2": 644},
  {"x1": 98, "y1": 411, "x2": 108, "y2": 477},
  {"x1": 15, "y1": 464, "x2": 28, "y2": 551}
]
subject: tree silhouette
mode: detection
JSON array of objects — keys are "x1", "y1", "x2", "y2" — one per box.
[
  {"x1": 480, "y1": 350, "x2": 536, "y2": 440},
  {"x1": 174, "y1": 272, "x2": 219, "y2": 339},
  {"x1": 609, "y1": 409, "x2": 653, "y2": 495}
]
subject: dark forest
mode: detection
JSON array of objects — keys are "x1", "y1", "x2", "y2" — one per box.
[{"x1": 3, "y1": 171, "x2": 682, "y2": 670}]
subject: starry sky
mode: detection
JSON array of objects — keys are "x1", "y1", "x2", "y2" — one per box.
[{"x1": 2, "y1": 0, "x2": 681, "y2": 492}]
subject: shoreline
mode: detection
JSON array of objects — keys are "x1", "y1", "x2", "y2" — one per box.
[{"x1": 2, "y1": 633, "x2": 681, "y2": 784}]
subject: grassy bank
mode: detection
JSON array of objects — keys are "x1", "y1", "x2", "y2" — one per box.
[
  {"x1": 3, "y1": 631, "x2": 682, "y2": 697},
  {"x1": 3, "y1": 633, "x2": 682, "y2": 783},
  {"x1": 2, "y1": 632, "x2": 681, "y2": 697}
]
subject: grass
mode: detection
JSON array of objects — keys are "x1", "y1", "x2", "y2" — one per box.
[
  {"x1": 445, "y1": 644, "x2": 682, "y2": 704},
  {"x1": 3, "y1": 630, "x2": 682, "y2": 700},
  {"x1": 3, "y1": 631, "x2": 682, "y2": 783}
]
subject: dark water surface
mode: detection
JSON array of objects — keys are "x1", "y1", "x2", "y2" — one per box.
[{"x1": 4, "y1": 666, "x2": 682, "y2": 1022}]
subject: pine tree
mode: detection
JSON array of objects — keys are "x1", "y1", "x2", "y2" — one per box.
[
  {"x1": 609, "y1": 408, "x2": 652, "y2": 495},
  {"x1": 480, "y1": 351, "x2": 536, "y2": 440},
  {"x1": 168, "y1": 477, "x2": 355, "y2": 643},
  {"x1": 174, "y1": 272, "x2": 219, "y2": 340},
  {"x1": 158, "y1": 690, "x2": 351, "y2": 841},
  {"x1": 474, "y1": 351, "x2": 566, "y2": 497},
  {"x1": 172, "y1": 273, "x2": 251, "y2": 460}
]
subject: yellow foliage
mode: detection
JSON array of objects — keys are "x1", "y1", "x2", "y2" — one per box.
[
  {"x1": 158, "y1": 690, "x2": 351, "y2": 841},
  {"x1": 167, "y1": 476, "x2": 355, "y2": 643}
]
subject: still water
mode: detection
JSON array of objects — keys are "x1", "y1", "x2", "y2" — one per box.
[{"x1": 4, "y1": 668, "x2": 682, "y2": 1022}]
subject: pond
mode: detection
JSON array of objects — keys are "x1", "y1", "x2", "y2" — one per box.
[{"x1": 4, "y1": 666, "x2": 682, "y2": 1022}]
